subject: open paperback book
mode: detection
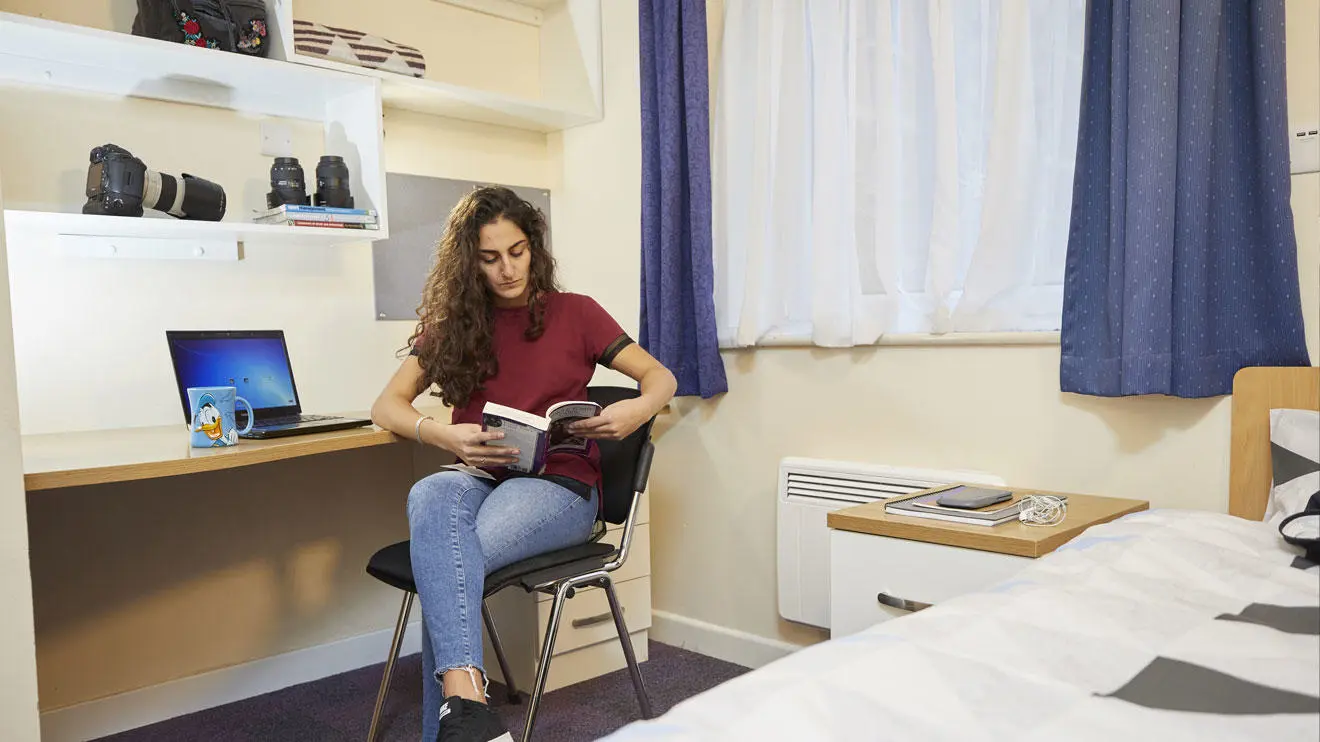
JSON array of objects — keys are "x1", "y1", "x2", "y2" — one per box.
[{"x1": 444, "y1": 400, "x2": 603, "y2": 476}]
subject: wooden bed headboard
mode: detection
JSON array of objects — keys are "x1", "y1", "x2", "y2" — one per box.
[{"x1": 1229, "y1": 366, "x2": 1320, "y2": 521}]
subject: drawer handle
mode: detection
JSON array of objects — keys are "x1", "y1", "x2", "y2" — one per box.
[
  {"x1": 571, "y1": 608, "x2": 622, "y2": 629},
  {"x1": 877, "y1": 592, "x2": 931, "y2": 613}
]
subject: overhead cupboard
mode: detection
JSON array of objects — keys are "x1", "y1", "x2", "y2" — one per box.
[{"x1": 0, "y1": 0, "x2": 602, "y2": 258}]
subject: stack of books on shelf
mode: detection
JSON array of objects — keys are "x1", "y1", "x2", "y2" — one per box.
[
  {"x1": 252, "y1": 204, "x2": 379, "y2": 230},
  {"x1": 884, "y1": 486, "x2": 1067, "y2": 527}
]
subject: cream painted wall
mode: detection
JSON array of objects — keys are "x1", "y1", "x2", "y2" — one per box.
[
  {"x1": 0, "y1": 176, "x2": 42, "y2": 740},
  {"x1": 556, "y1": 0, "x2": 1320, "y2": 654},
  {"x1": 547, "y1": 4, "x2": 640, "y2": 338},
  {"x1": 0, "y1": 20, "x2": 553, "y2": 712},
  {"x1": 0, "y1": 0, "x2": 137, "y2": 31}
]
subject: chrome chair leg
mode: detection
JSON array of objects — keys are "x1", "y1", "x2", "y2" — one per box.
[
  {"x1": 368, "y1": 591, "x2": 415, "y2": 742},
  {"x1": 482, "y1": 600, "x2": 521, "y2": 703},
  {"x1": 603, "y1": 577, "x2": 653, "y2": 719},
  {"x1": 522, "y1": 582, "x2": 572, "y2": 742}
]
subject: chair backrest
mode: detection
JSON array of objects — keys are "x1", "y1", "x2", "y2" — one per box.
[{"x1": 588, "y1": 386, "x2": 656, "y2": 526}]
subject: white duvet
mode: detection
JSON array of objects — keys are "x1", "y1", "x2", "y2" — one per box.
[{"x1": 603, "y1": 511, "x2": 1320, "y2": 742}]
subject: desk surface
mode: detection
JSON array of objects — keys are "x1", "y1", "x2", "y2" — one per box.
[
  {"x1": 826, "y1": 486, "x2": 1149, "y2": 558},
  {"x1": 23, "y1": 414, "x2": 406, "y2": 491}
]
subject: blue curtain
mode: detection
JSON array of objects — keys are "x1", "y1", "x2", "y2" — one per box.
[
  {"x1": 639, "y1": 0, "x2": 728, "y2": 399},
  {"x1": 1060, "y1": 0, "x2": 1310, "y2": 397}
]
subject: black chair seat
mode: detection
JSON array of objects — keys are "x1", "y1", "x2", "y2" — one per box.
[
  {"x1": 367, "y1": 539, "x2": 617, "y2": 597},
  {"x1": 485, "y1": 541, "x2": 615, "y2": 595},
  {"x1": 511, "y1": 553, "x2": 618, "y2": 593},
  {"x1": 365, "y1": 540, "x2": 415, "y2": 593}
]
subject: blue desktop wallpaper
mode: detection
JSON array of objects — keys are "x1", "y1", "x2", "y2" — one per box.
[{"x1": 172, "y1": 337, "x2": 298, "y2": 411}]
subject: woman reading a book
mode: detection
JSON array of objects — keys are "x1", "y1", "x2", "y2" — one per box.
[{"x1": 371, "y1": 186, "x2": 676, "y2": 742}]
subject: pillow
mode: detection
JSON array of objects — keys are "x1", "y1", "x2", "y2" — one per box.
[{"x1": 1264, "y1": 408, "x2": 1320, "y2": 526}]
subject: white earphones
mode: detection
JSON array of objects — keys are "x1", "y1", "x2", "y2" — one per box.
[{"x1": 1019, "y1": 495, "x2": 1067, "y2": 526}]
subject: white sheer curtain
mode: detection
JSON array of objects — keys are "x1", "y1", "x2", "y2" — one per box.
[{"x1": 713, "y1": 0, "x2": 1085, "y2": 347}]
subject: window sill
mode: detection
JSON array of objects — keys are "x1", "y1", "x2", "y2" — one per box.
[{"x1": 720, "y1": 331, "x2": 1061, "y2": 350}]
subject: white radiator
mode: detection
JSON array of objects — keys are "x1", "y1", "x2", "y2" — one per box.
[{"x1": 776, "y1": 457, "x2": 1004, "y2": 629}]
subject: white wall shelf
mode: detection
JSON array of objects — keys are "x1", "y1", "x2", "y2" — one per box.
[
  {"x1": 0, "y1": 11, "x2": 369, "y2": 121},
  {"x1": 0, "y1": 0, "x2": 606, "y2": 253},
  {"x1": 275, "y1": 50, "x2": 598, "y2": 132},
  {"x1": 0, "y1": 10, "x2": 389, "y2": 245},
  {"x1": 3, "y1": 210, "x2": 378, "y2": 256},
  {"x1": 268, "y1": 0, "x2": 603, "y2": 133}
]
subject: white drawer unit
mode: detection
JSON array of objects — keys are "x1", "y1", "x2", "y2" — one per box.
[
  {"x1": 829, "y1": 529, "x2": 1029, "y2": 638},
  {"x1": 537, "y1": 576, "x2": 651, "y2": 655},
  {"x1": 826, "y1": 489, "x2": 1149, "y2": 640},
  {"x1": 535, "y1": 628, "x2": 648, "y2": 693},
  {"x1": 482, "y1": 501, "x2": 653, "y2": 694}
]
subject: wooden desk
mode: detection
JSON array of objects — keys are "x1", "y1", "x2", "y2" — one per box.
[
  {"x1": 827, "y1": 486, "x2": 1150, "y2": 558},
  {"x1": 23, "y1": 416, "x2": 405, "y2": 491}
]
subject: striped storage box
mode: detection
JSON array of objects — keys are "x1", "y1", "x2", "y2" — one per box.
[{"x1": 292, "y1": 19, "x2": 425, "y2": 78}]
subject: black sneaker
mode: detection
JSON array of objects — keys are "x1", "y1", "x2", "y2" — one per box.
[{"x1": 436, "y1": 696, "x2": 513, "y2": 742}]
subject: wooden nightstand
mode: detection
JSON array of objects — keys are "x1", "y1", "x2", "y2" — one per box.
[{"x1": 826, "y1": 486, "x2": 1148, "y2": 638}]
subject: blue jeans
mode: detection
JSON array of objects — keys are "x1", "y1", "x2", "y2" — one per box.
[{"x1": 407, "y1": 471, "x2": 598, "y2": 741}]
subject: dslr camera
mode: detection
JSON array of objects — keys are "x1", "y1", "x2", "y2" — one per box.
[{"x1": 83, "y1": 144, "x2": 227, "y2": 220}]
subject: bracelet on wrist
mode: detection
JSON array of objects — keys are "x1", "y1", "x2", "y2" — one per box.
[{"x1": 414, "y1": 414, "x2": 435, "y2": 443}]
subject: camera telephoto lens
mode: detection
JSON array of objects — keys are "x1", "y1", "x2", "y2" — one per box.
[
  {"x1": 267, "y1": 156, "x2": 309, "y2": 209},
  {"x1": 139, "y1": 170, "x2": 226, "y2": 221},
  {"x1": 172, "y1": 173, "x2": 227, "y2": 221},
  {"x1": 83, "y1": 143, "x2": 225, "y2": 220},
  {"x1": 314, "y1": 155, "x2": 353, "y2": 209}
]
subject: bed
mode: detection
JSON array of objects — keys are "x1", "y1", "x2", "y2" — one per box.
[{"x1": 602, "y1": 366, "x2": 1320, "y2": 741}]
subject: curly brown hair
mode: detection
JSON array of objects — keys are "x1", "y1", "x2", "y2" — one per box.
[{"x1": 407, "y1": 186, "x2": 560, "y2": 408}]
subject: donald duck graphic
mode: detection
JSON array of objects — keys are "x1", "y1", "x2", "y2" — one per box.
[{"x1": 192, "y1": 393, "x2": 239, "y2": 447}]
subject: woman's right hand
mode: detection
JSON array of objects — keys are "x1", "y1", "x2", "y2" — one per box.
[{"x1": 438, "y1": 424, "x2": 520, "y2": 468}]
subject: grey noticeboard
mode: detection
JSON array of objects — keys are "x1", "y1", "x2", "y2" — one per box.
[{"x1": 372, "y1": 173, "x2": 552, "y2": 320}]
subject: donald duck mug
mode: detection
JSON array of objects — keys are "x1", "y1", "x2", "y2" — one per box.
[{"x1": 187, "y1": 386, "x2": 253, "y2": 448}]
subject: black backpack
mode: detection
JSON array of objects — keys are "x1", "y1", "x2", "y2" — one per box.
[{"x1": 132, "y1": 0, "x2": 269, "y2": 57}]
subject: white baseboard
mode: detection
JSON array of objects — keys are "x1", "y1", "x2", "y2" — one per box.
[
  {"x1": 40, "y1": 620, "x2": 424, "y2": 742},
  {"x1": 649, "y1": 610, "x2": 807, "y2": 670}
]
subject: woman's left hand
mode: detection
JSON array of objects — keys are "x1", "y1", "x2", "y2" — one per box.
[{"x1": 568, "y1": 398, "x2": 652, "y2": 440}]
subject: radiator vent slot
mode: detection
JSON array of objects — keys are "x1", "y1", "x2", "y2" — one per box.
[{"x1": 784, "y1": 470, "x2": 945, "y2": 505}]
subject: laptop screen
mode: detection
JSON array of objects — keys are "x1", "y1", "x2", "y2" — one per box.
[{"x1": 166, "y1": 331, "x2": 301, "y2": 422}]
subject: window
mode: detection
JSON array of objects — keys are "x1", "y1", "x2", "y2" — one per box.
[{"x1": 713, "y1": 0, "x2": 1086, "y2": 347}]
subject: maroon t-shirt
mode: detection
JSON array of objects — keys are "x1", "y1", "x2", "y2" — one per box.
[{"x1": 420, "y1": 292, "x2": 631, "y2": 496}]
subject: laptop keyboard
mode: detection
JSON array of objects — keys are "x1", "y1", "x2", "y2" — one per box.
[{"x1": 252, "y1": 414, "x2": 339, "y2": 428}]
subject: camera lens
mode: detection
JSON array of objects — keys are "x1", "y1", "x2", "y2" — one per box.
[
  {"x1": 314, "y1": 155, "x2": 353, "y2": 209},
  {"x1": 267, "y1": 157, "x2": 309, "y2": 209},
  {"x1": 178, "y1": 173, "x2": 227, "y2": 221}
]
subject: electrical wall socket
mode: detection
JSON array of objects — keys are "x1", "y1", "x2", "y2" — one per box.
[
  {"x1": 260, "y1": 121, "x2": 293, "y2": 158},
  {"x1": 1291, "y1": 126, "x2": 1319, "y2": 175}
]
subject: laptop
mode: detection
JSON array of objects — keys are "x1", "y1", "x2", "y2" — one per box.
[{"x1": 166, "y1": 330, "x2": 372, "y2": 439}]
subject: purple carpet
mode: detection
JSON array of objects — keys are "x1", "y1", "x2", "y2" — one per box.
[{"x1": 95, "y1": 641, "x2": 748, "y2": 741}]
